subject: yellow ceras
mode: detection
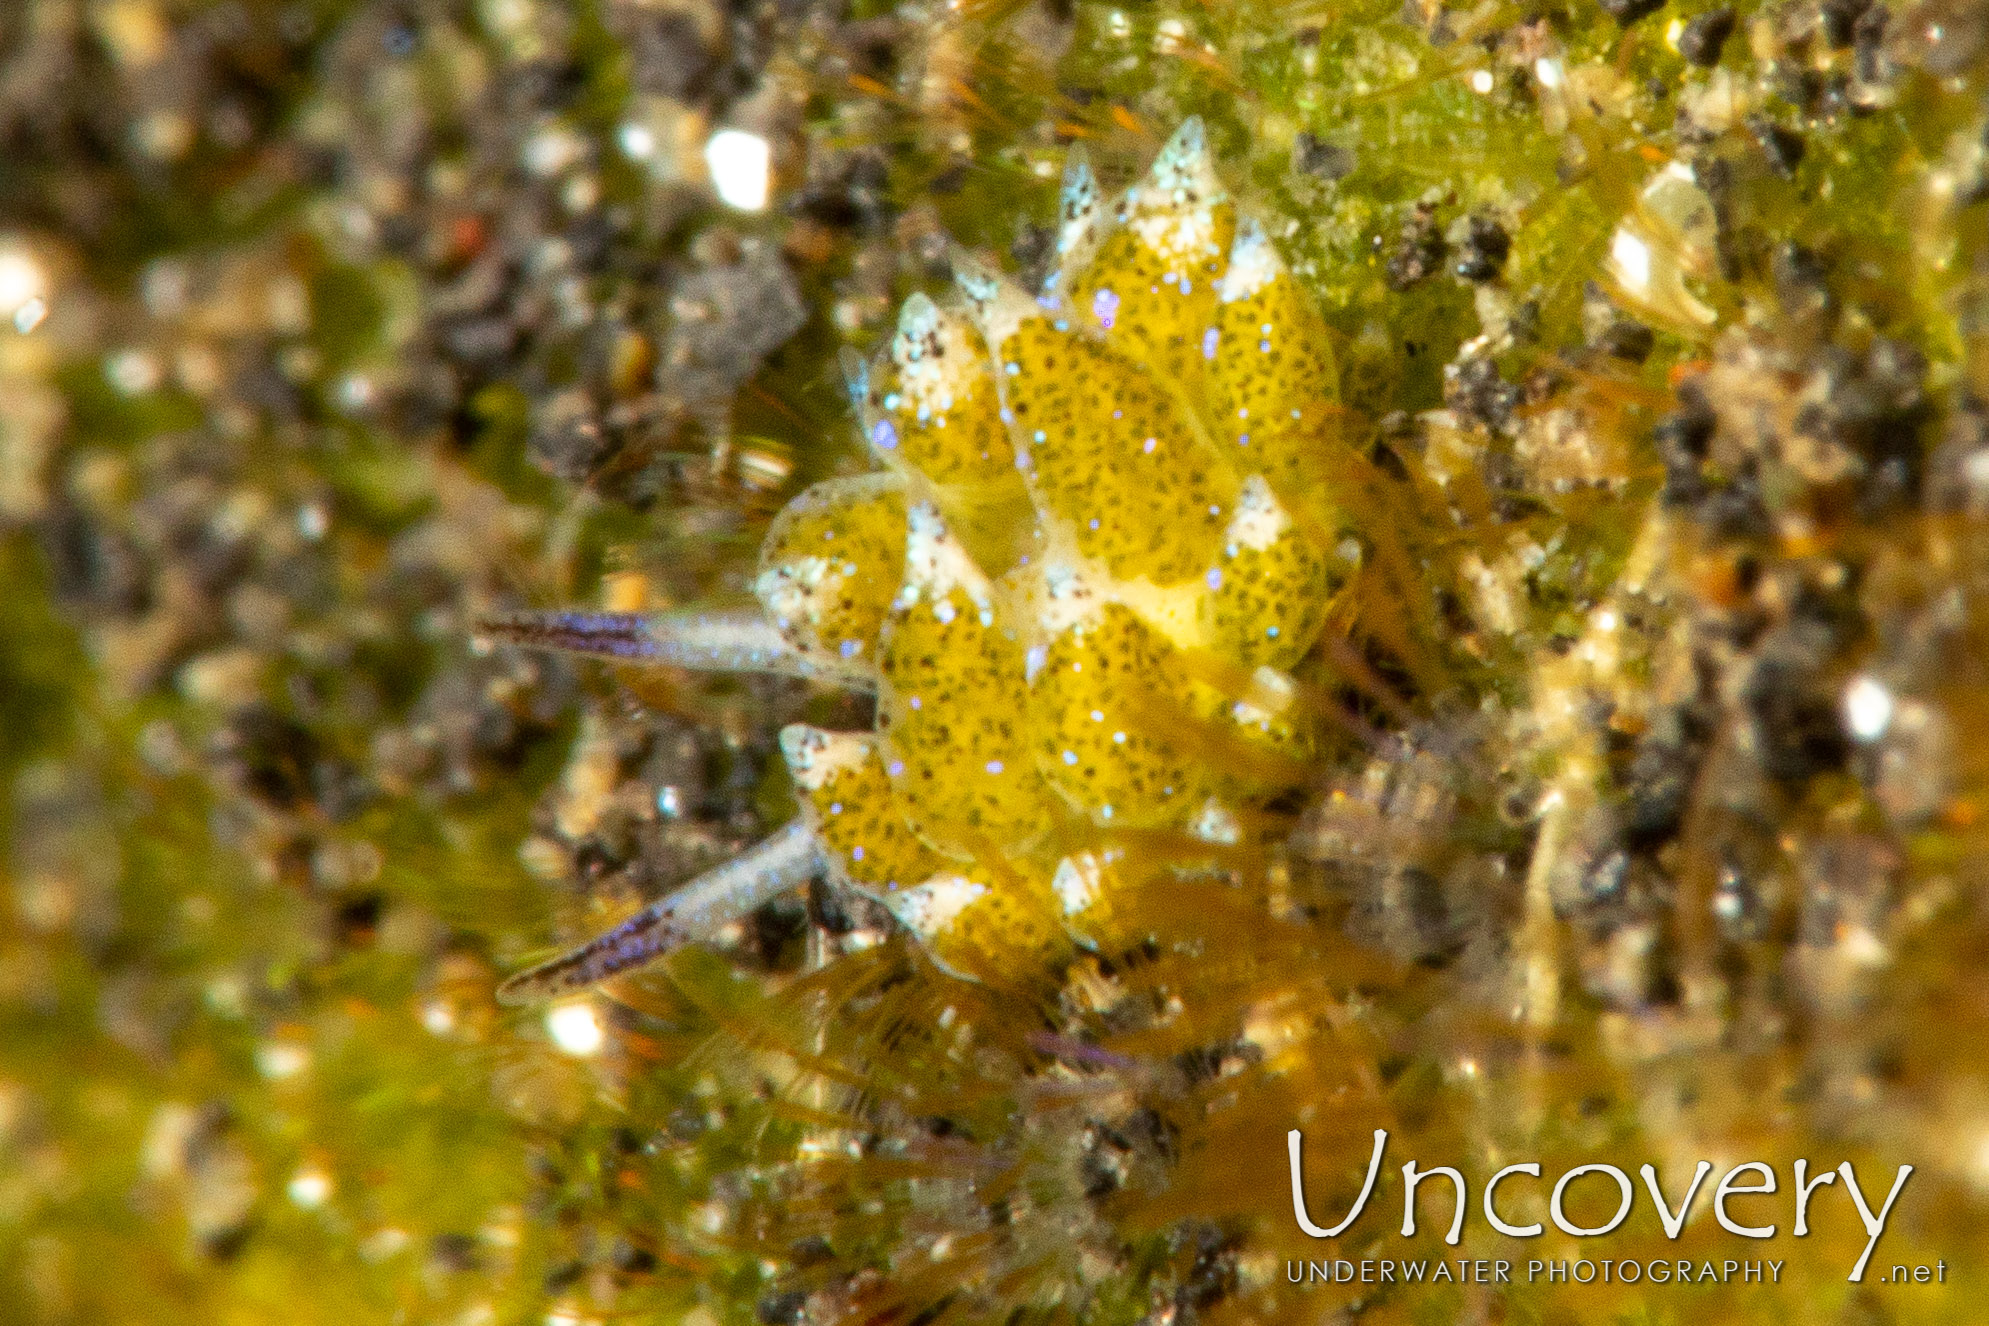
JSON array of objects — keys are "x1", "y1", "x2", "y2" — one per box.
[{"x1": 492, "y1": 119, "x2": 1347, "y2": 1002}]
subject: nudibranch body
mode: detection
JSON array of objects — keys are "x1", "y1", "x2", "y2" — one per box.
[{"x1": 495, "y1": 120, "x2": 1348, "y2": 1002}]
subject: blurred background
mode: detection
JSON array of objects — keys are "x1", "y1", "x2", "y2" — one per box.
[{"x1": 5, "y1": 0, "x2": 1989, "y2": 1323}]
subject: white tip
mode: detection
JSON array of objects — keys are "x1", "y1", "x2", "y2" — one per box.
[
  {"x1": 953, "y1": 252, "x2": 1038, "y2": 350},
  {"x1": 1222, "y1": 475, "x2": 1293, "y2": 553},
  {"x1": 1052, "y1": 853, "x2": 1102, "y2": 916},
  {"x1": 1051, "y1": 148, "x2": 1106, "y2": 289},
  {"x1": 1218, "y1": 217, "x2": 1283, "y2": 303},
  {"x1": 752, "y1": 555, "x2": 834, "y2": 638},
  {"x1": 885, "y1": 873, "x2": 988, "y2": 940},
  {"x1": 1058, "y1": 151, "x2": 1100, "y2": 241},
  {"x1": 1036, "y1": 560, "x2": 1105, "y2": 637},
  {"x1": 1144, "y1": 116, "x2": 1221, "y2": 208},
  {"x1": 1188, "y1": 798, "x2": 1242, "y2": 845},
  {"x1": 779, "y1": 724, "x2": 875, "y2": 791},
  {"x1": 898, "y1": 501, "x2": 992, "y2": 614},
  {"x1": 1121, "y1": 118, "x2": 1228, "y2": 266},
  {"x1": 892, "y1": 290, "x2": 948, "y2": 376},
  {"x1": 887, "y1": 292, "x2": 988, "y2": 431},
  {"x1": 897, "y1": 290, "x2": 942, "y2": 343}
]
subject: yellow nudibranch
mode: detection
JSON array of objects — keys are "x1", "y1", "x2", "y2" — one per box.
[{"x1": 492, "y1": 119, "x2": 1349, "y2": 1002}]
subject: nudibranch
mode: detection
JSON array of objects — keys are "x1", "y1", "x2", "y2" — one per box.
[{"x1": 491, "y1": 119, "x2": 1350, "y2": 1002}]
